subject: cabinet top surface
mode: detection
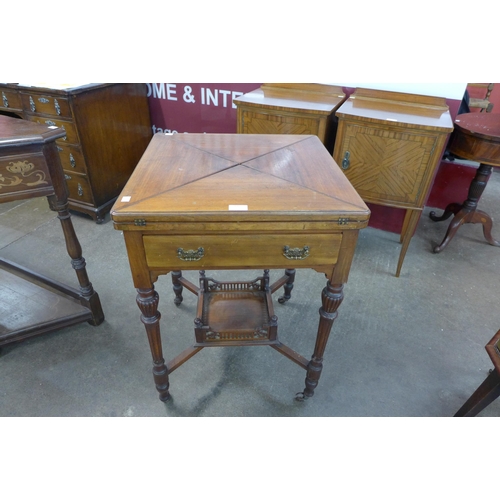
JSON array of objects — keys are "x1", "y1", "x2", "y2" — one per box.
[
  {"x1": 336, "y1": 88, "x2": 454, "y2": 132},
  {"x1": 111, "y1": 134, "x2": 369, "y2": 224},
  {"x1": 234, "y1": 84, "x2": 346, "y2": 114},
  {"x1": 0, "y1": 114, "x2": 66, "y2": 147},
  {"x1": 0, "y1": 83, "x2": 111, "y2": 95}
]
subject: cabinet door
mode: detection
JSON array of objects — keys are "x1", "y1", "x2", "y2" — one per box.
[{"x1": 335, "y1": 122, "x2": 438, "y2": 208}]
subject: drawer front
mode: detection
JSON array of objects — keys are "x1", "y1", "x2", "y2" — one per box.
[
  {"x1": 57, "y1": 144, "x2": 87, "y2": 174},
  {"x1": 334, "y1": 122, "x2": 437, "y2": 207},
  {"x1": 26, "y1": 115, "x2": 79, "y2": 144},
  {"x1": 0, "y1": 153, "x2": 52, "y2": 199},
  {"x1": 144, "y1": 233, "x2": 342, "y2": 269},
  {"x1": 63, "y1": 172, "x2": 94, "y2": 204},
  {"x1": 0, "y1": 89, "x2": 23, "y2": 112},
  {"x1": 240, "y1": 110, "x2": 320, "y2": 136},
  {"x1": 20, "y1": 92, "x2": 71, "y2": 118}
]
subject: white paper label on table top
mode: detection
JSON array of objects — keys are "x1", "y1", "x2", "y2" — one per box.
[{"x1": 228, "y1": 205, "x2": 248, "y2": 211}]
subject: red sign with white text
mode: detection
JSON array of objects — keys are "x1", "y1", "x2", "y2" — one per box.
[{"x1": 146, "y1": 83, "x2": 261, "y2": 134}]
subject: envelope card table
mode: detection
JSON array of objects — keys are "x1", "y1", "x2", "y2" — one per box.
[{"x1": 111, "y1": 133, "x2": 369, "y2": 402}]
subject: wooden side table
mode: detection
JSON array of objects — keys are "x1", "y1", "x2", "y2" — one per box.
[
  {"x1": 111, "y1": 133, "x2": 370, "y2": 402},
  {"x1": 333, "y1": 88, "x2": 454, "y2": 276},
  {"x1": 0, "y1": 115, "x2": 104, "y2": 347},
  {"x1": 234, "y1": 84, "x2": 346, "y2": 154},
  {"x1": 429, "y1": 112, "x2": 500, "y2": 252}
]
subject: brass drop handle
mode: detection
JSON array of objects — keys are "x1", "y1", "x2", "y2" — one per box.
[
  {"x1": 342, "y1": 151, "x2": 350, "y2": 170},
  {"x1": 283, "y1": 245, "x2": 310, "y2": 260},
  {"x1": 177, "y1": 247, "x2": 205, "y2": 261}
]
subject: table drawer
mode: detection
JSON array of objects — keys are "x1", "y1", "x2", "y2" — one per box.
[
  {"x1": 20, "y1": 92, "x2": 71, "y2": 118},
  {"x1": 26, "y1": 115, "x2": 79, "y2": 144},
  {"x1": 64, "y1": 172, "x2": 94, "y2": 204},
  {"x1": 1, "y1": 89, "x2": 22, "y2": 112},
  {"x1": 0, "y1": 152, "x2": 52, "y2": 199},
  {"x1": 57, "y1": 144, "x2": 88, "y2": 174},
  {"x1": 143, "y1": 233, "x2": 342, "y2": 269}
]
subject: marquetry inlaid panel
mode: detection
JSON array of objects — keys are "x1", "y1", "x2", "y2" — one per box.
[
  {"x1": 337, "y1": 124, "x2": 437, "y2": 207},
  {"x1": 0, "y1": 153, "x2": 53, "y2": 200}
]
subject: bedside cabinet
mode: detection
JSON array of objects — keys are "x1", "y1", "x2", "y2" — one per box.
[
  {"x1": 234, "y1": 84, "x2": 346, "y2": 154},
  {"x1": 0, "y1": 83, "x2": 152, "y2": 223},
  {"x1": 333, "y1": 88, "x2": 453, "y2": 276}
]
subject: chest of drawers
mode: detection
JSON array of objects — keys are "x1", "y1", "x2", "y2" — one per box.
[
  {"x1": 333, "y1": 88, "x2": 454, "y2": 276},
  {"x1": 0, "y1": 83, "x2": 152, "y2": 223},
  {"x1": 234, "y1": 83, "x2": 346, "y2": 154}
]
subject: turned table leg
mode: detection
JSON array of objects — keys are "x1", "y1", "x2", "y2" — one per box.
[
  {"x1": 297, "y1": 281, "x2": 344, "y2": 400},
  {"x1": 136, "y1": 287, "x2": 170, "y2": 401},
  {"x1": 171, "y1": 270, "x2": 184, "y2": 305},
  {"x1": 278, "y1": 268, "x2": 296, "y2": 304},
  {"x1": 47, "y1": 197, "x2": 104, "y2": 325},
  {"x1": 430, "y1": 163, "x2": 500, "y2": 253}
]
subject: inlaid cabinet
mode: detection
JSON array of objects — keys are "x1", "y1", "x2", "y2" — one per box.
[
  {"x1": 234, "y1": 84, "x2": 346, "y2": 153},
  {"x1": 333, "y1": 88, "x2": 454, "y2": 276},
  {"x1": 0, "y1": 83, "x2": 152, "y2": 223}
]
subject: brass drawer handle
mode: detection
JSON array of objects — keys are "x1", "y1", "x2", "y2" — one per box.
[
  {"x1": 342, "y1": 151, "x2": 350, "y2": 170},
  {"x1": 177, "y1": 247, "x2": 204, "y2": 261},
  {"x1": 283, "y1": 245, "x2": 309, "y2": 260}
]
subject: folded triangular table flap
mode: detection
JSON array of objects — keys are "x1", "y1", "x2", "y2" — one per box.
[{"x1": 166, "y1": 133, "x2": 309, "y2": 163}]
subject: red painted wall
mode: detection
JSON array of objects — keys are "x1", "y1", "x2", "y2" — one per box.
[{"x1": 146, "y1": 83, "x2": 260, "y2": 134}]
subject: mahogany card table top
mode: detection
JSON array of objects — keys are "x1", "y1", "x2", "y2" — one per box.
[{"x1": 112, "y1": 133, "x2": 370, "y2": 402}]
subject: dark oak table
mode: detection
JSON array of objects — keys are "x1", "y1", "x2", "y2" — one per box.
[
  {"x1": 112, "y1": 134, "x2": 370, "y2": 402},
  {"x1": 0, "y1": 114, "x2": 104, "y2": 347},
  {"x1": 430, "y1": 112, "x2": 500, "y2": 252}
]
